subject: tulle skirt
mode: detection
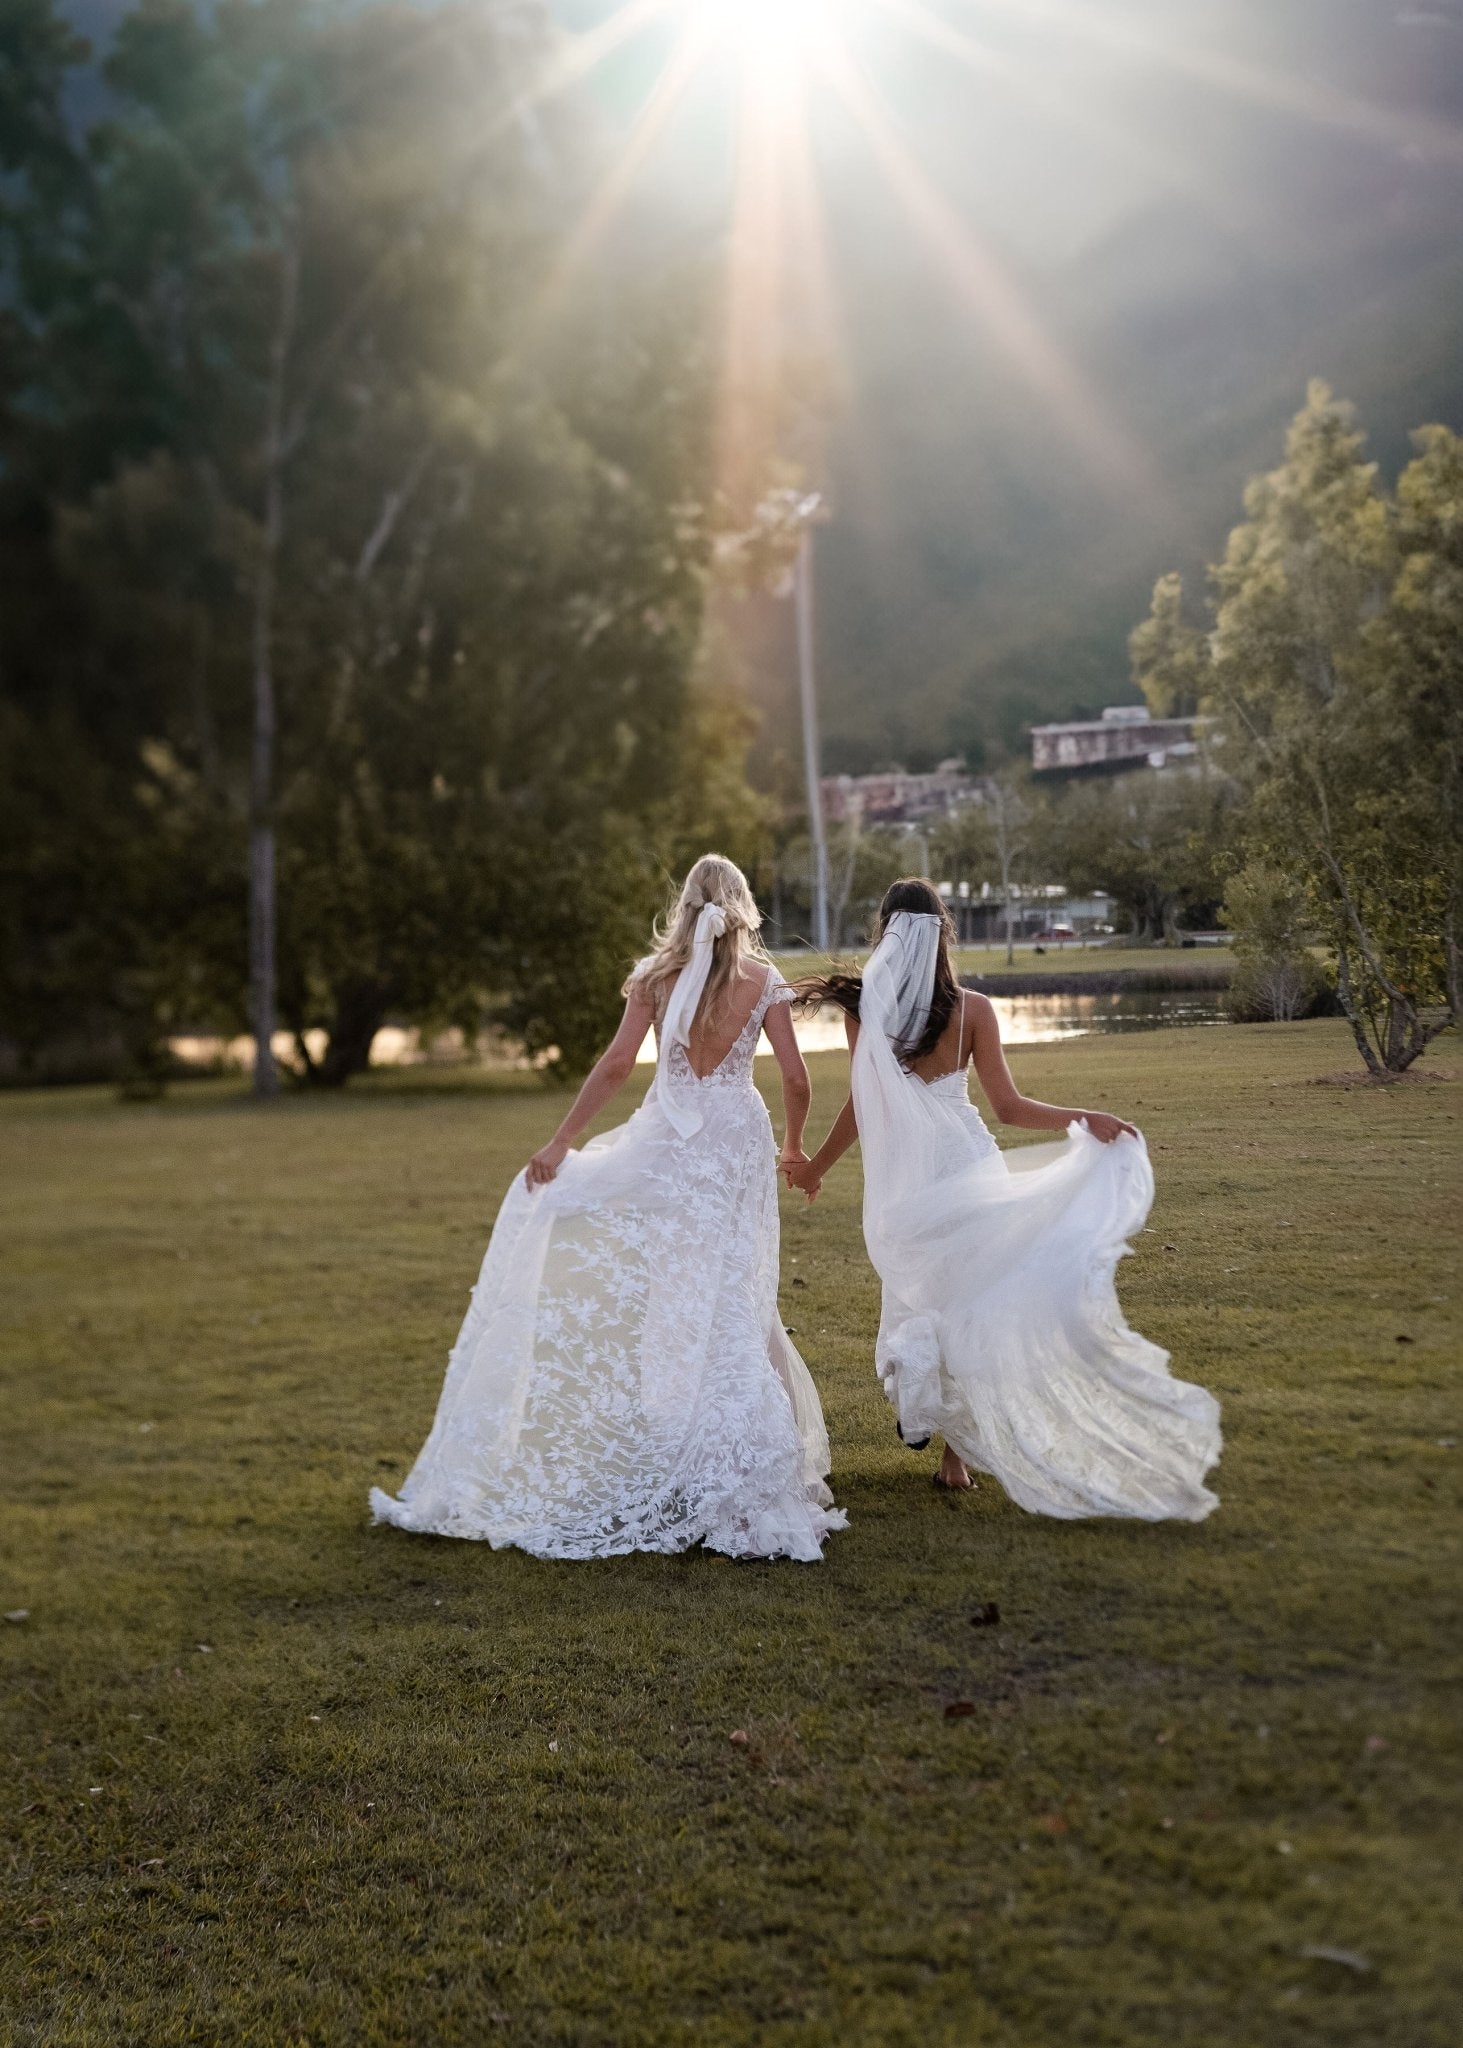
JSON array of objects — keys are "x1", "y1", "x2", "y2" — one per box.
[{"x1": 872, "y1": 1093, "x2": 1220, "y2": 1521}]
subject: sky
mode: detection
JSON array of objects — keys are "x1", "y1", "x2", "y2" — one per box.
[
  {"x1": 541, "y1": 1, "x2": 1463, "y2": 768},
  {"x1": 57, "y1": 1, "x2": 1463, "y2": 768}
]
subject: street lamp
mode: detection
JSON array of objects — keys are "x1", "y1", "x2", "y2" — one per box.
[{"x1": 793, "y1": 528, "x2": 829, "y2": 953}]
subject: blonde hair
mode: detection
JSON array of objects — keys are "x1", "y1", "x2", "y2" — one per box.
[{"x1": 626, "y1": 854, "x2": 771, "y2": 1021}]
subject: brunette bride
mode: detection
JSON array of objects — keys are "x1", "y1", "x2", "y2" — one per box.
[
  {"x1": 789, "y1": 878, "x2": 1220, "y2": 1520},
  {"x1": 371, "y1": 855, "x2": 846, "y2": 1562}
]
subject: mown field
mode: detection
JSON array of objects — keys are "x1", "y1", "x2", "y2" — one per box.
[{"x1": 2, "y1": 1021, "x2": 1459, "y2": 2047}]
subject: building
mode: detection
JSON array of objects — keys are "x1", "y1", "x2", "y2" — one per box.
[
  {"x1": 1030, "y1": 705, "x2": 1203, "y2": 776},
  {"x1": 821, "y1": 759, "x2": 984, "y2": 827}
]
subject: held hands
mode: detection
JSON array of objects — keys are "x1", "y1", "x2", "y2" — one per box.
[
  {"x1": 1081, "y1": 1111, "x2": 1140, "y2": 1144},
  {"x1": 781, "y1": 1152, "x2": 824, "y2": 1202},
  {"x1": 777, "y1": 1147, "x2": 809, "y2": 1189},
  {"x1": 524, "y1": 1136, "x2": 571, "y2": 1188}
]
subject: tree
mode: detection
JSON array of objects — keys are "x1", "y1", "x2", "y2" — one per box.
[
  {"x1": 2, "y1": 1, "x2": 749, "y2": 1089},
  {"x1": 1041, "y1": 770, "x2": 1233, "y2": 944},
  {"x1": 930, "y1": 781, "x2": 1060, "y2": 960},
  {"x1": 1171, "y1": 382, "x2": 1459, "y2": 1071},
  {"x1": 1221, "y1": 861, "x2": 1329, "y2": 1022},
  {"x1": 1129, "y1": 571, "x2": 1208, "y2": 718}
]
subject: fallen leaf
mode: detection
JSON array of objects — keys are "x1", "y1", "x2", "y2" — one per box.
[
  {"x1": 5, "y1": 1609, "x2": 29, "y2": 1624},
  {"x1": 728, "y1": 1729, "x2": 750, "y2": 1747},
  {"x1": 1395, "y1": 1333, "x2": 1414, "y2": 1344},
  {"x1": 791, "y1": 1276, "x2": 807, "y2": 1289},
  {"x1": 1276, "y1": 1840, "x2": 1294, "y2": 1855},
  {"x1": 548, "y1": 1740, "x2": 559, "y2": 1754},
  {"x1": 1038, "y1": 1812, "x2": 1069, "y2": 1834},
  {"x1": 944, "y1": 1700, "x2": 977, "y2": 1720},
  {"x1": 970, "y1": 1602, "x2": 1001, "y2": 1628},
  {"x1": 195, "y1": 1643, "x2": 213, "y2": 1654},
  {"x1": 1298, "y1": 1944, "x2": 1371, "y2": 1973}
]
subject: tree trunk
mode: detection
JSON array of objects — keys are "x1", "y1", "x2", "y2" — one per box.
[
  {"x1": 1334, "y1": 942, "x2": 1383, "y2": 1075},
  {"x1": 306, "y1": 981, "x2": 391, "y2": 1088},
  {"x1": 248, "y1": 240, "x2": 299, "y2": 1101}
]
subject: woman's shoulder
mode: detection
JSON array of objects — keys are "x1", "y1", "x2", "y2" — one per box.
[
  {"x1": 623, "y1": 956, "x2": 664, "y2": 1007},
  {"x1": 962, "y1": 987, "x2": 998, "y2": 1028},
  {"x1": 760, "y1": 961, "x2": 794, "y2": 1005}
]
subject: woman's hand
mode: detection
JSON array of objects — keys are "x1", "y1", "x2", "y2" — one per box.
[
  {"x1": 778, "y1": 1147, "x2": 810, "y2": 1187},
  {"x1": 524, "y1": 1136, "x2": 571, "y2": 1188},
  {"x1": 1081, "y1": 1111, "x2": 1139, "y2": 1144},
  {"x1": 784, "y1": 1156, "x2": 824, "y2": 1201}
]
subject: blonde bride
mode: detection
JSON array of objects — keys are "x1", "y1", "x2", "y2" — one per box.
[{"x1": 371, "y1": 855, "x2": 846, "y2": 1562}]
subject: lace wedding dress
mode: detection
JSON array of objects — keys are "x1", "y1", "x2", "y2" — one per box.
[
  {"x1": 371, "y1": 962, "x2": 845, "y2": 1562},
  {"x1": 858, "y1": 914, "x2": 1221, "y2": 1521}
]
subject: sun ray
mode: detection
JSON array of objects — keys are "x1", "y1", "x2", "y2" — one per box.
[
  {"x1": 814, "y1": 35, "x2": 1172, "y2": 512},
  {"x1": 956, "y1": 0, "x2": 1463, "y2": 165},
  {"x1": 517, "y1": 21, "x2": 714, "y2": 343},
  {"x1": 880, "y1": 0, "x2": 1231, "y2": 225},
  {"x1": 494, "y1": 0, "x2": 680, "y2": 142}
]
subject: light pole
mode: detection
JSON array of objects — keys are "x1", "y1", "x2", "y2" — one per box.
[{"x1": 794, "y1": 528, "x2": 829, "y2": 953}]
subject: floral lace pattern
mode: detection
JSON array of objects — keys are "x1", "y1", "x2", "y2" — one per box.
[{"x1": 372, "y1": 969, "x2": 846, "y2": 1562}]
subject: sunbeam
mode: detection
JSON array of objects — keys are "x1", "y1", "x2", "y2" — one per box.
[
  {"x1": 957, "y1": 0, "x2": 1463, "y2": 166},
  {"x1": 881, "y1": 0, "x2": 1235, "y2": 228},
  {"x1": 518, "y1": 20, "x2": 713, "y2": 342},
  {"x1": 814, "y1": 34, "x2": 1172, "y2": 513}
]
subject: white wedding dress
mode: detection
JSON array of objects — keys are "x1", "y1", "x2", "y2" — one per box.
[
  {"x1": 371, "y1": 957, "x2": 845, "y2": 1562},
  {"x1": 857, "y1": 914, "x2": 1221, "y2": 1521}
]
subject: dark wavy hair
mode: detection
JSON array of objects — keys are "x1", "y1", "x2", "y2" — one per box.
[{"x1": 795, "y1": 877, "x2": 961, "y2": 1067}]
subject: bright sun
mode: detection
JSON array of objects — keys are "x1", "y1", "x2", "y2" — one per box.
[{"x1": 692, "y1": 0, "x2": 839, "y2": 76}]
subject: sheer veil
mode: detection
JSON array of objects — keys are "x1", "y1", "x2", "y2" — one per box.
[{"x1": 852, "y1": 911, "x2": 987, "y2": 1276}]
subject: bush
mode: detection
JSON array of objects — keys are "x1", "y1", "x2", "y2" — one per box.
[{"x1": 1222, "y1": 861, "x2": 1333, "y2": 1022}]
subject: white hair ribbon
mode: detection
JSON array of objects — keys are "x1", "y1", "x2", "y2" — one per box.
[{"x1": 655, "y1": 901, "x2": 728, "y2": 1138}]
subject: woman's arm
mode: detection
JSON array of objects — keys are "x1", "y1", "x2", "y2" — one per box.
[
  {"x1": 762, "y1": 995, "x2": 812, "y2": 1171},
  {"x1": 786, "y1": 1015, "x2": 861, "y2": 1198},
  {"x1": 524, "y1": 989, "x2": 656, "y2": 1186},
  {"x1": 967, "y1": 993, "x2": 1136, "y2": 1143}
]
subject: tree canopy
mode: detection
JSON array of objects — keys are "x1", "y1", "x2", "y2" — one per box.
[
  {"x1": 1131, "y1": 383, "x2": 1460, "y2": 1070},
  {"x1": 1, "y1": 0, "x2": 760, "y2": 1086}
]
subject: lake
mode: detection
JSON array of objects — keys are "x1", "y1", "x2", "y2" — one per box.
[{"x1": 636, "y1": 988, "x2": 1228, "y2": 1061}]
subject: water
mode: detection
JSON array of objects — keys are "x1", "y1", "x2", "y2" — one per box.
[
  {"x1": 165, "y1": 989, "x2": 1225, "y2": 1077},
  {"x1": 636, "y1": 988, "x2": 1227, "y2": 1062}
]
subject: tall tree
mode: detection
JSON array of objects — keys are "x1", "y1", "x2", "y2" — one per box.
[
  {"x1": 1172, "y1": 384, "x2": 1458, "y2": 1070},
  {"x1": 1129, "y1": 571, "x2": 1208, "y2": 719},
  {"x1": 2, "y1": 1, "x2": 747, "y2": 1088}
]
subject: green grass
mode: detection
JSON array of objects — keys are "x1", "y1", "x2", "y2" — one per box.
[{"x1": 2, "y1": 1023, "x2": 1460, "y2": 2047}]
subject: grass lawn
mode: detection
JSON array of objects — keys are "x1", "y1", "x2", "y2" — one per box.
[{"x1": 3, "y1": 1022, "x2": 1459, "y2": 2046}]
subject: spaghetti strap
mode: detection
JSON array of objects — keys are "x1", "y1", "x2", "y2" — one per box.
[{"x1": 955, "y1": 989, "x2": 966, "y2": 1071}]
